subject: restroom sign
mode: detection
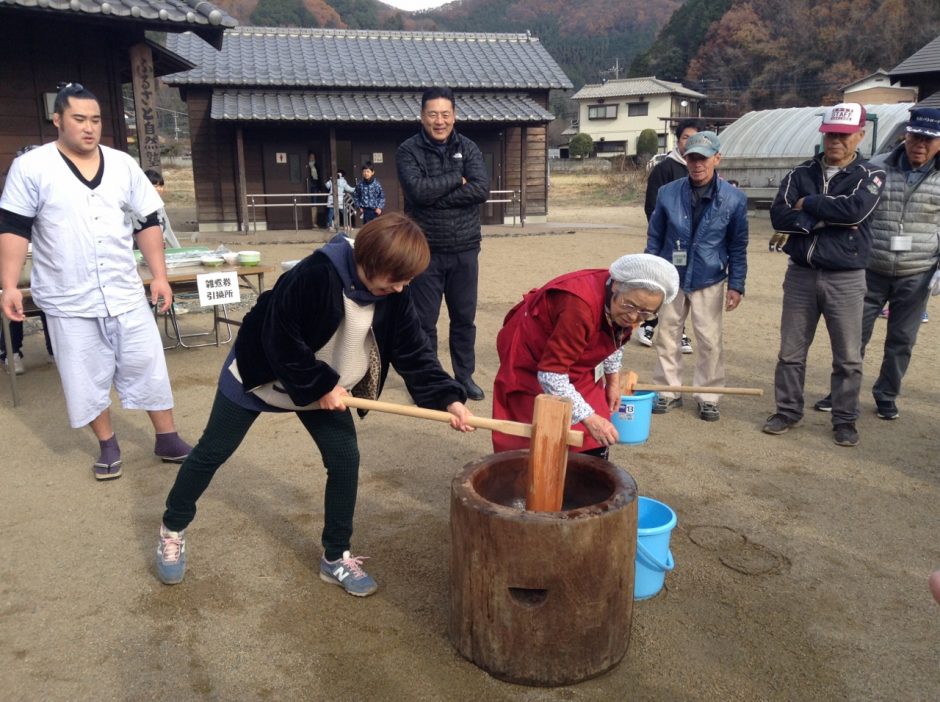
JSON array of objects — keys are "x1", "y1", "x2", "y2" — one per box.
[{"x1": 275, "y1": 152, "x2": 287, "y2": 164}]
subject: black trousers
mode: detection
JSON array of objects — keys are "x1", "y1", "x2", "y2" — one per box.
[
  {"x1": 408, "y1": 247, "x2": 479, "y2": 382},
  {"x1": 163, "y1": 390, "x2": 360, "y2": 561}
]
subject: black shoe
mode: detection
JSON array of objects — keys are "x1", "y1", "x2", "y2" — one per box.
[
  {"x1": 833, "y1": 422, "x2": 859, "y2": 447},
  {"x1": 813, "y1": 394, "x2": 832, "y2": 412},
  {"x1": 461, "y1": 379, "x2": 485, "y2": 401},
  {"x1": 875, "y1": 399, "x2": 898, "y2": 420}
]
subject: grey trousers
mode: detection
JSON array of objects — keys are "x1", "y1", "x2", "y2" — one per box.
[
  {"x1": 861, "y1": 268, "x2": 933, "y2": 402},
  {"x1": 773, "y1": 263, "x2": 866, "y2": 424}
]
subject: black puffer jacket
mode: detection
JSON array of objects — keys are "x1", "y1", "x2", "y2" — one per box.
[
  {"x1": 770, "y1": 153, "x2": 886, "y2": 271},
  {"x1": 396, "y1": 128, "x2": 490, "y2": 254}
]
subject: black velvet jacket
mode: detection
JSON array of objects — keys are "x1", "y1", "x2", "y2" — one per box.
[{"x1": 234, "y1": 249, "x2": 466, "y2": 411}]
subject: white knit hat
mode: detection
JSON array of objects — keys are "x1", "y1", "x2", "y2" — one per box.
[{"x1": 609, "y1": 253, "x2": 679, "y2": 305}]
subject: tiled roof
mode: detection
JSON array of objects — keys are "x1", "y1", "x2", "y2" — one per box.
[
  {"x1": 571, "y1": 77, "x2": 705, "y2": 101},
  {"x1": 890, "y1": 34, "x2": 940, "y2": 78},
  {"x1": 210, "y1": 91, "x2": 556, "y2": 122},
  {"x1": 165, "y1": 27, "x2": 573, "y2": 90},
  {"x1": 917, "y1": 90, "x2": 940, "y2": 109},
  {"x1": 0, "y1": 0, "x2": 237, "y2": 29}
]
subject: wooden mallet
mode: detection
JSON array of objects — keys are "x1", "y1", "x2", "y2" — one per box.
[{"x1": 620, "y1": 369, "x2": 763, "y2": 397}]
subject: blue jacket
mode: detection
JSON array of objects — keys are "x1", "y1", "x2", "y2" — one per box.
[
  {"x1": 355, "y1": 177, "x2": 386, "y2": 210},
  {"x1": 646, "y1": 176, "x2": 749, "y2": 294}
]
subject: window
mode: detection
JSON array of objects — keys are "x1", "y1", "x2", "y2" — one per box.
[
  {"x1": 628, "y1": 102, "x2": 649, "y2": 117},
  {"x1": 588, "y1": 104, "x2": 617, "y2": 120}
]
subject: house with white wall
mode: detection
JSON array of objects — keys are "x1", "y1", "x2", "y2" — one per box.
[{"x1": 570, "y1": 77, "x2": 705, "y2": 158}]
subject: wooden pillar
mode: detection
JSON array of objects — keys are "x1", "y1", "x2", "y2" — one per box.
[
  {"x1": 235, "y1": 126, "x2": 248, "y2": 233},
  {"x1": 329, "y1": 127, "x2": 338, "y2": 231},
  {"x1": 129, "y1": 43, "x2": 160, "y2": 172},
  {"x1": 520, "y1": 125, "x2": 527, "y2": 227}
]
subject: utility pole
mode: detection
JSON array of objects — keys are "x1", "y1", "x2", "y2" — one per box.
[{"x1": 599, "y1": 58, "x2": 623, "y2": 81}]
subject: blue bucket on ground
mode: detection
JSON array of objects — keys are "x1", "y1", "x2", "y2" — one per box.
[
  {"x1": 611, "y1": 391, "x2": 655, "y2": 445},
  {"x1": 634, "y1": 496, "x2": 677, "y2": 600}
]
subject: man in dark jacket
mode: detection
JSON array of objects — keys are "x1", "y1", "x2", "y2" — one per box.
[
  {"x1": 814, "y1": 107, "x2": 940, "y2": 420},
  {"x1": 397, "y1": 87, "x2": 490, "y2": 400},
  {"x1": 640, "y1": 118, "x2": 705, "y2": 351},
  {"x1": 762, "y1": 103, "x2": 886, "y2": 447}
]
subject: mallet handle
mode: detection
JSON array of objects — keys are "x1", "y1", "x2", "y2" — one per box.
[
  {"x1": 634, "y1": 383, "x2": 763, "y2": 397},
  {"x1": 342, "y1": 396, "x2": 585, "y2": 447}
]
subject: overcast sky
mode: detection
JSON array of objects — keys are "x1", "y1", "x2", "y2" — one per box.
[{"x1": 382, "y1": 0, "x2": 450, "y2": 10}]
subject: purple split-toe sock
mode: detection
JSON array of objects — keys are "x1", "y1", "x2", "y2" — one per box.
[
  {"x1": 94, "y1": 434, "x2": 122, "y2": 481},
  {"x1": 154, "y1": 432, "x2": 192, "y2": 463}
]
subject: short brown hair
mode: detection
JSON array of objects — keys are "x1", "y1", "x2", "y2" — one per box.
[{"x1": 354, "y1": 212, "x2": 430, "y2": 282}]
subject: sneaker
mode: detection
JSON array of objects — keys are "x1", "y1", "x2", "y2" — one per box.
[
  {"x1": 638, "y1": 325, "x2": 654, "y2": 347},
  {"x1": 922, "y1": 311, "x2": 929, "y2": 324},
  {"x1": 762, "y1": 413, "x2": 803, "y2": 435},
  {"x1": 813, "y1": 394, "x2": 832, "y2": 412},
  {"x1": 875, "y1": 399, "x2": 899, "y2": 420},
  {"x1": 652, "y1": 396, "x2": 682, "y2": 414},
  {"x1": 2, "y1": 352, "x2": 25, "y2": 375},
  {"x1": 833, "y1": 422, "x2": 859, "y2": 447},
  {"x1": 319, "y1": 551, "x2": 378, "y2": 597},
  {"x1": 698, "y1": 402, "x2": 720, "y2": 422},
  {"x1": 680, "y1": 335, "x2": 693, "y2": 354},
  {"x1": 156, "y1": 524, "x2": 186, "y2": 584}
]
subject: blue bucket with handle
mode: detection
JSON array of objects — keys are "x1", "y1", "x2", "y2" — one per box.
[
  {"x1": 611, "y1": 391, "x2": 655, "y2": 445},
  {"x1": 634, "y1": 496, "x2": 677, "y2": 600}
]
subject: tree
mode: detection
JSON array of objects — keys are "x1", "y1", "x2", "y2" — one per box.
[
  {"x1": 569, "y1": 133, "x2": 594, "y2": 159},
  {"x1": 636, "y1": 129, "x2": 659, "y2": 158}
]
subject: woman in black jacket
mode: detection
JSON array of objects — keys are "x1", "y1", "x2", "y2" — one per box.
[{"x1": 155, "y1": 213, "x2": 473, "y2": 595}]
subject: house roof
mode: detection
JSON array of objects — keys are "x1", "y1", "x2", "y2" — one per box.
[
  {"x1": 0, "y1": 0, "x2": 237, "y2": 48},
  {"x1": 210, "y1": 90, "x2": 555, "y2": 122},
  {"x1": 570, "y1": 77, "x2": 706, "y2": 101},
  {"x1": 164, "y1": 27, "x2": 573, "y2": 90},
  {"x1": 890, "y1": 33, "x2": 940, "y2": 79}
]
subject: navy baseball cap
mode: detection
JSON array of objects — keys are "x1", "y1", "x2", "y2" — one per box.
[{"x1": 907, "y1": 108, "x2": 940, "y2": 138}]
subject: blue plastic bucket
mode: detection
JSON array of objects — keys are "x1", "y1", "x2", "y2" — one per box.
[
  {"x1": 634, "y1": 496, "x2": 677, "y2": 600},
  {"x1": 611, "y1": 391, "x2": 655, "y2": 445}
]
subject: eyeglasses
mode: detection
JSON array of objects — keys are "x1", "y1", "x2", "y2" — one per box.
[{"x1": 613, "y1": 297, "x2": 658, "y2": 321}]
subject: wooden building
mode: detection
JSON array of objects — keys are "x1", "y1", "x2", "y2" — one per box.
[
  {"x1": 0, "y1": 0, "x2": 236, "y2": 179},
  {"x1": 164, "y1": 27, "x2": 572, "y2": 231}
]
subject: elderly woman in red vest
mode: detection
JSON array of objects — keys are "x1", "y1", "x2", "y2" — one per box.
[{"x1": 493, "y1": 253, "x2": 679, "y2": 458}]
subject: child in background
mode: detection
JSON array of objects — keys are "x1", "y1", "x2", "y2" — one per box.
[
  {"x1": 144, "y1": 169, "x2": 181, "y2": 248},
  {"x1": 355, "y1": 162, "x2": 386, "y2": 224},
  {"x1": 325, "y1": 170, "x2": 356, "y2": 228}
]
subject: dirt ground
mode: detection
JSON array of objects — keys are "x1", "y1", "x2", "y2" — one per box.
[{"x1": 2, "y1": 203, "x2": 939, "y2": 702}]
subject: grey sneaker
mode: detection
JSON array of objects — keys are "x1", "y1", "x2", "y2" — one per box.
[
  {"x1": 652, "y1": 396, "x2": 682, "y2": 414},
  {"x1": 762, "y1": 413, "x2": 803, "y2": 435},
  {"x1": 320, "y1": 551, "x2": 378, "y2": 597},
  {"x1": 698, "y1": 402, "x2": 720, "y2": 422},
  {"x1": 680, "y1": 335, "x2": 693, "y2": 354},
  {"x1": 156, "y1": 524, "x2": 186, "y2": 585},
  {"x1": 833, "y1": 422, "x2": 859, "y2": 447},
  {"x1": 638, "y1": 325, "x2": 654, "y2": 347},
  {"x1": 814, "y1": 394, "x2": 832, "y2": 412},
  {"x1": 875, "y1": 400, "x2": 898, "y2": 420}
]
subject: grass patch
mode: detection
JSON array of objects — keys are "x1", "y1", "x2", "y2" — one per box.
[{"x1": 549, "y1": 171, "x2": 648, "y2": 208}]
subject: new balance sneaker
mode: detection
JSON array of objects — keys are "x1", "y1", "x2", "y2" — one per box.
[
  {"x1": 813, "y1": 394, "x2": 832, "y2": 412},
  {"x1": 875, "y1": 399, "x2": 899, "y2": 420},
  {"x1": 762, "y1": 413, "x2": 803, "y2": 435},
  {"x1": 698, "y1": 402, "x2": 720, "y2": 422},
  {"x1": 833, "y1": 422, "x2": 859, "y2": 447},
  {"x1": 156, "y1": 524, "x2": 186, "y2": 585},
  {"x1": 680, "y1": 335, "x2": 693, "y2": 354},
  {"x1": 319, "y1": 551, "x2": 378, "y2": 597},
  {"x1": 652, "y1": 396, "x2": 682, "y2": 414},
  {"x1": 638, "y1": 325, "x2": 654, "y2": 347}
]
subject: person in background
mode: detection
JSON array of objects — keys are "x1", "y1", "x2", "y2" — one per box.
[
  {"x1": 325, "y1": 170, "x2": 356, "y2": 229},
  {"x1": 640, "y1": 118, "x2": 705, "y2": 353},
  {"x1": 493, "y1": 254, "x2": 679, "y2": 459},
  {"x1": 646, "y1": 131, "x2": 749, "y2": 422},
  {"x1": 144, "y1": 169, "x2": 181, "y2": 248},
  {"x1": 0, "y1": 83, "x2": 191, "y2": 480},
  {"x1": 812, "y1": 107, "x2": 940, "y2": 421},
  {"x1": 762, "y1": 103, "x2": 885, "y2": 447},
  {"x1": 307, "y1": 152, "x2": 321, "y2": 227},
  {"x1": 154, "y1": 213, "x2": 474, "y2": 593},
  {"x1": 397, "y1": 86, "x2": 490, "y2": 401},
  {"x1": 355, "y1": 162, "x2": 385, "y2": 224}
]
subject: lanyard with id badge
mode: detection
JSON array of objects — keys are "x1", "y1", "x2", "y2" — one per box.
[{"x1": 672, "y1": 240, "x2": 688, "y2": 267}]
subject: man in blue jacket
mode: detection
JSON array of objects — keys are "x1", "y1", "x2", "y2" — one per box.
[
  {"x1": 762, "y1": 103, "x2": 886, "y2": 447},
  {"x1": 397, "y1": 87, "x2": 490, "y2": 401},
  {"x1": 646, "y1": 131, "x2": 749, "y2": 422}
]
